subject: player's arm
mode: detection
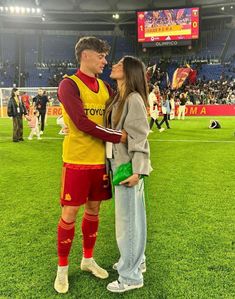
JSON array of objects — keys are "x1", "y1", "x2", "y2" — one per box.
[
  {"x1": 32, "y1": 96, "x2": 37, "y2": 108},
  {"x1": 58, "y1": 78, "x2": 124, "y2": 143}
]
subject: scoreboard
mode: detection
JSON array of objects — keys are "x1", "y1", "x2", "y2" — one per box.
[{"x1": 137, "y1": 7, "x2": 199, "y2": 43}]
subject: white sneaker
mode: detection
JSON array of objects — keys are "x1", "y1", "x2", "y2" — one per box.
[
  {"x1": 149, "y1": 130, "x2": 154, "y2": 133},
  {"x1": 107, "y1": 280, "x2": 143, "y2": 293},
  {"x1": 113, "y1": 261, "x2": 146, "y2": 273},
  {"x1": 28, "y1": 137, "x2": 32, "y2": 140},
  {"x1": 40, "y1": 131, "x2": 44, "y2": 135},
  {"x1": 159, "y1": 128, "x2": 165, "y2": 133},
  {"x1": 54, "y1": 265, "x2": 69, "y2": 294},
  {"x1": 80, "y1": 257, "x2": 109, "y2": 279}
]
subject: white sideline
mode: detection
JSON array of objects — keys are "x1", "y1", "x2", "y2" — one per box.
[
  {"x1": 148, "y1": 139, "x2": 235, "y2": 143},
  {"x1": 0, "y1": 136, "x2": 64, "y2": 141},
  {"x1": 0, "y1": 136, "x2": 234, "y2": 143}
]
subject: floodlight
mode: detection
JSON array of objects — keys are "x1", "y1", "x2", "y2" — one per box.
[{"x1": 112, "y1": 13, "x2": 119, "y2": 19}]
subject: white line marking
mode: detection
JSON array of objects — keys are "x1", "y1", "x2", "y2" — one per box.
[
  {"x1": 0, "y1": 136, "x2": 64, "y2": 141},
  {"x1": 0, "y1": 137, "x2": 234, "y2": 143},
  {"x1": 148, "y1": 139, "x2": 235, "y2": 143}
]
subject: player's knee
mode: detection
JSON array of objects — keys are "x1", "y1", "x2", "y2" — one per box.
[
  {"x1": 62, "y1": 206, "x2": 79, "y2": 222},
  {"x1": 85, "y1": 203, "x2": 101, "y2": 215}
]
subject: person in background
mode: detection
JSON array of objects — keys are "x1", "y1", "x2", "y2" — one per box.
[
  {"x1": 178, "y1": 92, "x2": 187, "y2": 120},
  {"x1": 43, "y1": 90, "x2": 50, "y2": 126},
  {"x1": 148, "y1": 84, "x2": 165, "y2": 133},
  {"x1": 105, "y1": 56, "x2": 151, "y2": 293},
  {"x1": 7, "y1": 88, "x2": 27, "y2": 142},
  {"x1": 33, "y1": 88, "x2": 49, "y2": 134},
  {"x1": 56, "y1": 115, "x2": 66, "y2": 135},
  {"x1": 159, "y1": 94, "x2": 171, "y2": 129},
  {"x1": 169, "y1": 92, "x2": 175, "y2": 120},
  {"x1": 27, "y1": 110, "x2": 41, "y2": 140},
  {"x1": 21, "y1": 91, "x2": 31, "y2": 114}
]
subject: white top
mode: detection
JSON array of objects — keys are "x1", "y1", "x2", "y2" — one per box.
[{"x1": 148, "y1": 92, "x2": 159, "y2": 120}]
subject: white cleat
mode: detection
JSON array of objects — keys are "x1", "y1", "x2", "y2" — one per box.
[
  {"x1": 81, "y1": 258, "x2": 109, "y2": 279},
  {"x1": 54, "y1": 265, "x2": 69, "y2": 294},
  {"x1": 107, "y1": 280, "x2": 143, "y2": 293},
  {"x1": 159, "y1": 128, "x2": 165, "y2": 133}
]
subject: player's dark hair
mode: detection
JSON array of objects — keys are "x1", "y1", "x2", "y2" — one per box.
[{"x1": 75, "y1": 36, "x2": 110, "y2": 63}]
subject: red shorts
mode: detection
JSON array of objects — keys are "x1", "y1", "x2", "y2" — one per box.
[{"x1": 60, "y1": 163, "x2": 112, "y2": 206}]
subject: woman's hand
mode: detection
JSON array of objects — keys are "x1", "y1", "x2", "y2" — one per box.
[
  {"x1": 119, "y1": 173, "x2": 140, "y2": 187},
  {"x1": 120, "y1": 129, "x2": 127, "y2": 143}
]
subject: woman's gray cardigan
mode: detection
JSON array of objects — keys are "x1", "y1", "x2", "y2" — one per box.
[{"x1": 110, "y1": 92, "x2": 152, "y2": 176}]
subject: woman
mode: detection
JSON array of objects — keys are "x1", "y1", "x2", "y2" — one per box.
[
  {"x1": 105, "y1": 56, "x2": 152, "y2": 293},
  {"x1": 7, "y1": 88, "x2": 27, "y2": 142}
]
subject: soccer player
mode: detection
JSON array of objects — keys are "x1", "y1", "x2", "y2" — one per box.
[
  {"x1": 21, "y1": 91, "x2": 31, "y2": 114},
  {"x1": 54, "y1": 36, "x2": 126, "y2": 294}
]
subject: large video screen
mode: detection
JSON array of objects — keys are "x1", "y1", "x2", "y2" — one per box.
[{"x1": 137, "y1": 7, "x2": 199, "y2": 43}]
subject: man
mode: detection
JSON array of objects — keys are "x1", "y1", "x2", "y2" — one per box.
[
  {"x1": 54, "y1": 36, "x2": 126, "y2": 294},
  {"x1": 32, "y1": 88, "x2": 49, "y2": 134}
]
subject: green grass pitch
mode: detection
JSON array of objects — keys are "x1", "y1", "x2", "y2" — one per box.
[{"x1": 0, "y1": 116, "x2": 234, "y2": 299}]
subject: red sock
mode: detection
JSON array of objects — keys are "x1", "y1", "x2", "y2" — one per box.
[
  {"x1": 81, "y1": 212, "x2": 99, "y2": 258},
  {"x1": 57, "y1": 218, "x2": 75, "y2": 266}
]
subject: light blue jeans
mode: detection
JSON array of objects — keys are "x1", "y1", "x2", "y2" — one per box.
[{"x1": 110, "y1": 159, "x2": 147, "y2": 285}]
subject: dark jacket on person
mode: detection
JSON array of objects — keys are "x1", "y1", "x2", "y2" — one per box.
[
  {"x1": 33, "y1": 95, "x2": 49, "y2": 111},
  {"x1": 7, "y1": 97, "x2": 27, "y2": 117}
]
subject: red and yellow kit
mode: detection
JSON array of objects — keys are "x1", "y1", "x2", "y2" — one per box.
[
  {"x1": 62, "y1": 74, "x2": 109, "y2": 165},
  {"x1": 58, "y1": 70, "x2": 121, "y2": 206}
]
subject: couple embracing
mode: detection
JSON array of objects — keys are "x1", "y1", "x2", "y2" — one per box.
[{"x1": 54, "y1": 36, "x2": 151, "y2": 294}]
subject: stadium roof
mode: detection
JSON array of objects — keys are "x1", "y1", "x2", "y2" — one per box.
[{"x1": 0, "y1": 0, "x2": 234, "y2": 31}]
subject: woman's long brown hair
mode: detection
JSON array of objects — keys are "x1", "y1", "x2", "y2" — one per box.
[{"x1": 105, "y1": 56, "x2": 149, "y2": 128}]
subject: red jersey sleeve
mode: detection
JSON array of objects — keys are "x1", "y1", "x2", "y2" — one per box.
[{"x1": 58, "y1": 78, "x2": 122, "y2": 143}]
